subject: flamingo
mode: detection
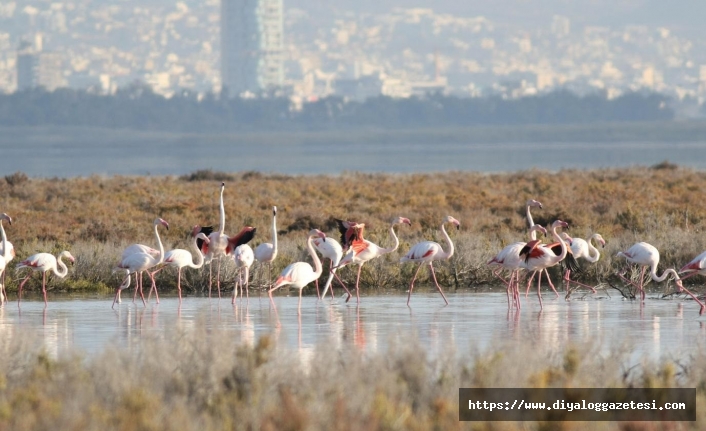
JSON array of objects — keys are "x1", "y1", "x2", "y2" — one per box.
[
  {"x1": 562, "y1": 232, "x2": 606, "y2": 293},
  {"x1": 149, "y1": 227, "x2": 209, "y2": 302},
  {"x1": 121, "y1": 218, "x2": 169, "y2": 302},
  {"x1": 16, "y1": 250, "x2": 75, "y2": 305},
  {"x1": 268, "y1": 229, "x2": 326, "y2": 318},
  {"x1": 254, "y1": 206, "x2": 278, "y2": 287},
  {"x1": 112, "y1": 217, "x2": 168, "y2": 308},
  {"x1": 400, "y1": 215, "x2": 460, "y2": 306},
  {"x1": 0, "y1": 213, "x2": 12, "y2": 305},
  {"x1": 197, "y1": 182, "x2": 257, "y2": 298},
  {"x1": 487, "y1": 223, "x2": 547, "y2": 309},
  {"x1": 233, "y1": 244, "x2": 254, "y2": 303},
  {"x1": 617, "y1": 242, "x2": 705, "y2": 314},
  {"x1": 314, "y1": 236, "x2": 353, "y2": 300},
  {"x1": 519, "y1": 220, "x2": 570, "y2": 309},
  {"x1": 337, "y1": 216, "x2": 411, "y2": 303}
]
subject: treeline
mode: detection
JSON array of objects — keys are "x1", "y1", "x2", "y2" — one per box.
[{"x1": 0, "y1": 84, "x2": 673, "y2": 131}]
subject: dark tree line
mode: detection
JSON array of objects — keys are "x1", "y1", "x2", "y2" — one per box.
[{"x1": 0, "y1": 84, "x2": 673, "y2": 132}]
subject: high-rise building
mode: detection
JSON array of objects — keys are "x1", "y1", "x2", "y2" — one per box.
[
  {"x1": 221, "y1": 0, "x2": 284, "y2": 97},
  {"x1": 16, "y1": 34, "x2": 65, "y2": 92}
]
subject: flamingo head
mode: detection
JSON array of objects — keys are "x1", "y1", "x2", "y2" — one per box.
[
  {"x1": 526, "y1": 199, "x2": 543, "y2": 209},
  {"x1": 675, "y1": 278, "x2": 684, "y2": 293},
  {"x1": 393, "y1": 216, "x2": 411, "y2": 226},
  {"x1": 0, "y1": 213, "x2": 11, "y2": 225},
  {"x1": 560, "y1": 232, "x2": 573, "y2": 246},
  {"x1": 61, "y1": 251, "x2": 76, "y2": 265},
  {"x1": 154, "y1": 218, "x2": 169, "y2": 230},
  {"x1": 191, "y1": 225, "x2": 202, "y2": 237},
  {"x1": 531, "y1": 224, "x2": 547, "y2": 237},
  {"x1": 220, "y1": 182, "x2": 225, "y2": 190},
  {"x1": 309, "y1": 229, "x2": 326, "y2": 242},
  {"x1": 594, "y1": 233, "x2": 606, "y2": 248},
  {"x1": 444, "y1": 215, "x2": 461, "y2": 230},
  {"x1": 195, "y1": 232, "x2": 210, "y2": 243},
  {"x1": 273, "y1": 206, "x2": 277, "y2": 216},
  {"x1": 552, "y1": 220, "x2": 569, "y2": 230}
]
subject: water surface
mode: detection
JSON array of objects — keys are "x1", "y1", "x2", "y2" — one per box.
[{"x1": 2, "y1": 291, "x2": 704, "y2": 362}]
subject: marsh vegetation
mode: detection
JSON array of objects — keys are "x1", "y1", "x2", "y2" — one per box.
[{"x1": 2, "y1": 165, "x2": 705, "y2": 297}]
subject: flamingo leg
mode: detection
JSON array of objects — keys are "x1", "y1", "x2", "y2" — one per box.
[
  {"x1": 245, "y1": 267, "x2": 249, "y2": 300},
  {"x1": 315, "y1": 279, "x2": 320, "y2": 300},
  {"x1": 216, "y1": 257, "x2": 222, "y2": 299},
  {"x1": 17, "y1": 273, "x2": 32, "y2": 305},
  {"x1": 355, "y1": 265, "x2": 363, "y2": 304},
  {"x1": 428, "y1": 263, "x2": 449, "y2": 305},
  {"x1": 406, "y1": 263, "x2": 425, "y2": 306},
  {"x1": 208, "y1": 262, "x2": 213, "y2": 297},
  {"x1": 232, "y1": 270, "x2": 239, "y2": 304},
  {"x1": 298, "y1": 287, "x2": 303, "y2": 316},
  {"x1": 639, "y1": 266, "x2": 647, "y2": 301},
  {"x1": 334, "y1": 271, "x2": 352, "y2": 300},
  {"x1": 677, "y1": 285, "x2": 706, "y2": 315},
  {"x1": 525, "y1": 271, "x2": 538, "y2": 297},
  {"x1": 543, "y1": 269, "x2": 559, "y2": 297},
  {"x1": 149, "y1": 271, "x2": 159, "y2": 304},
  {"x1": 514, "y1": 270, "x2": 522, "y2": 310},
  {"x1": 41, "y1": 271, "x2": 48, "y2": 305},
  {"x1": 536, "y1": 270, "x2": 544, "y2": 309},
  {"x1": 138, "y1": 273, "x2": 146, "y2": 307},
  {"x1": 177, "y1": 268, "x2": 182, "y2": 303},
  {"x1": 267, "y1": 286, "x2": 281, "y2": 327},
  {"x1": 133, "y1": 271, "x2": 142, "y2": 303}
]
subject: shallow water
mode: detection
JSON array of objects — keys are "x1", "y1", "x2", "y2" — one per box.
[
  {"x1": 1, "y1": 289, "x2": 704, "y2": 362},
  {"x1": 3, "y1": 138, "x2": 706, "y2": 176}
]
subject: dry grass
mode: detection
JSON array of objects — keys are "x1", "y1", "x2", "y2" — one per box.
[
  {"x1": 0, "y1": 323, "x2": 703, "y2": 431},
  {"x1": 2, "y1": 167, "x2": 706, "y2": 295}
]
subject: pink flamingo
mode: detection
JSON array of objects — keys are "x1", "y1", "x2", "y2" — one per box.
[
  {"x1": 197, "y1": 183, "x2": 256, "y2": 298},
  {"x1": 16, "y1": 250, "x2": 75, "y2": 305},
  {"x1": 313, "y1": 236, "x2": 353, "y2": 300},
  {"x1": 400, "y1": 215, "x2": 460, "y2": 306},
  {"x1": 0, "y1": 213, "x2": 12, "y2": 305},
  {"x1": 487, "y1": 224, "x2": 547, "y2": 309},
  {"x1": 149, "y1": 228, "x2": 209, "y2": 302},
  {"x1": 561, "y1": 232, "x2": 605, "y2": 293},
  {"x1": 519, "y1": 220, "x2": 570, "y2": 309},
  {"x1": 336, "y1": 216, "x2": 411, "y2": 304},
  {"x1": 121, "y1": 218, "x2": 169, "y2": 302},
  {"x1": 112, "y1": 217, "x2": 168, "y2": 308},
  {"x1": 233, "y1": 244, "x2": 254, "y2": 303},
  {"x1": 254, "y1": 206, "x2": 278, "y2": 287},
  {"x1": 268, "y1": 229, "x2": 326, "y2": 320},
  {"x1": 617, "y1": 242, "x2": 705, "y2": 314}
]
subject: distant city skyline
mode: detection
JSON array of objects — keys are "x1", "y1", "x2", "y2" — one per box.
[{"x1": 1, "y1": 0, "x2": 705, "y2": 109}]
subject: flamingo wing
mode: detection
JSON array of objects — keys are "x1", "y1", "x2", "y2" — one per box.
[
  {"x1": 17, "y1": 252, "x2": 55, "y2": 271},
  {"x1": 196, "y1": 226, "x2": 214, "y2": 252},
  {"x1": 336, "y1": 219, "x2": 364, "y2": 251},
  {"x1": 680, "y1": 251, "x2": 706, "y2": 274},
  {"x1": 226, "y1": 227, "x2": 257, "y2": 254},
  {"x1": 519, "y1": 239, "x2": 543, "y2": 261}
]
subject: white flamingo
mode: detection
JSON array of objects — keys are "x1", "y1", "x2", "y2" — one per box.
[
  {"x1": 268, "y1": 229, "x2": 326, "y2": 320},
  {"x1": 0, "y1": 213, "x2": 12, "y2": 305},
  {"x1": 233, "y1": 244, "x2": 254, "y2": 302},
  {"x1": 337, "y1": 216, "x2": 411, "y2": 303},
  {"x1": 16, "y1": 250, "x2": 75, "y2": 305},
  {"x1": 617, "y1": 242, "x2": 705, "y2": 315},
  {"x1": 561, "y1": 232, "x2": 606, "y2": 293},
  {"x1": 519, "y1": 220, "x2": 569, "y2": 309},
  {"x1": 487, "y1": 223, "x2": 547, "y2": 309},
  {"x1": 121, "y1": 218, "x2": 169, "y2": 302},
  {"x1": 198, "y1": 182, "x2": 256, "y2": 298},
  {"x1": 400, "y1": 216, "x2": 460, "y2": 306},
  {"x1": 314, "y1": 236, "x2": 353, "y2": 300},
  {"x1": 254, "y1": 206, "x2": 278, "y2": 287},
  {"x1": 113, "y1": 217, "x2": 168, "y2": 308},
  {"x1": 149, "y1": 228, "x2": 209, "y2": 302}
]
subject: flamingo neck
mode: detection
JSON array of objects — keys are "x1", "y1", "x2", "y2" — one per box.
[
  {"x1": 378, "y1": 223, "x2": 401, "y2": 255},
  {"x1": 526, "y1": 205, "x2": 537, "y2": 240},
  {"x1": 218, "y1": 187, "x2": 225, "y2": 235},
  {"x1": 0, "y1": 221, "x2": 7, "y2": 261},
  {"x1": 651, "y1": 266, "x2": 678, "y2": 283},
  {"x1": 53, "y1": 255, "x2": 69, "y2": 278},
  {"x1": 438, "y1": 222, "x2": 455, "y2": 260},
  {"x1": 307, "y1": 235, "x2": 323, "y2": 278},
  {"x1": 550, "y1": 225, "x2": 567, "y2": 263},
  {"x1": 271, "y1": 212, "x2": 278, "y2": 254},
  {"x1": 189, "y1": 236, "x2": 206, "y2": 269},
  {"x1": 153, "y1": 223, "x2": 165, "y2": 264},
  {"x1": 584, "y1": 235, "x2": 601, "y2": 263}
]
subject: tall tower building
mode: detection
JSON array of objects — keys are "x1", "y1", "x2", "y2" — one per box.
[{"x1": 221, "y1": 0, "x2": 284, "y2": 97}]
